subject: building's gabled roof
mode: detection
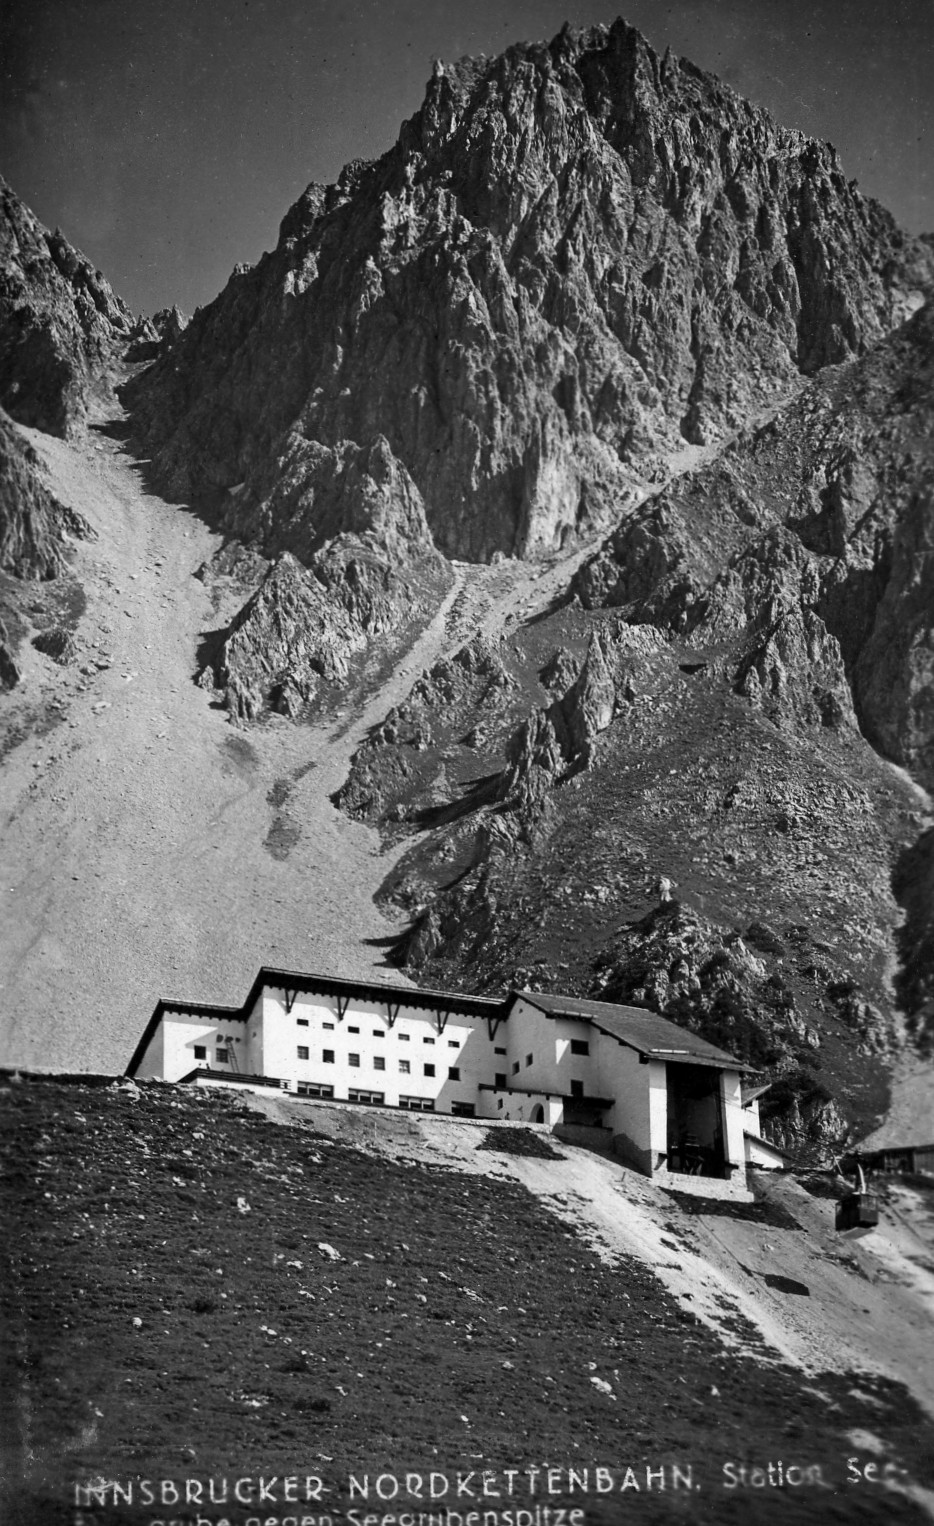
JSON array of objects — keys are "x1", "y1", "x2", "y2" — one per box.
[
  {"x1": 514, "y1": 990, "x2": 752, "y2": 1071},
  {"x1": 248, "y1": 967, "x2": 505, "y2": 1020}
]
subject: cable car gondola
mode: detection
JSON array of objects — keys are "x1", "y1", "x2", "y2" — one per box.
[{"x1": 835, "y1": 1163, "x2": 879, "y2": 1238}]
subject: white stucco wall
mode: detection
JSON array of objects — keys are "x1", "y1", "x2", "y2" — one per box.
[
  {"x1": 720, "y1": 1070, "x2": 747, "y2": 1169},
  {"x1": 256, "y1": 985, "x2": 501, "y2": 1112},
  {"x1": 131, "y1": 1022, "x2": 165, "y2": 1081},
  {"x1": 157, "y1": 1012, "x2": 247, "y2": 1082},
  {"x1": 505, "y1": 999, "x2": 600, "y2": 1097},
  {"x1": 589, "y1": 1033, "x2": 656, "y2": 1172},
  {"x1": 745, "y1": 1133, "x2": 786, "y2": 1169}
]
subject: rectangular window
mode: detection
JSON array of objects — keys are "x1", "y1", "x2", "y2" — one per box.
[
  {"x1": 349, "y1": 1054, "x2": 361, "y2": 1068},
  {"x1": 297, "y1": 1018, "x2": 309, "y2": 1027},
  {"x1": 448, "y1": 1039, "x2": 459, "y2": 1048},
  {"x1": 399, "y1": 1095, "x2": 434, "y2": 1112},
  {"x1": 511, "y1": 1061, "x2": 520, "y2": 1075},
  {"x1": 323, "y1": 1050, "x2": 335, "y2": 1064},
  {"x1": 424, "y1": 1064, "x2": 436, "y2": 1078},
  {"x1": 349, "y1": 1088, "x2": 384, "y2": 1106},
  {"x1": 323, "y1": 1022, "x2": 335, "y2": 1030},
  {"x1": 216, "y1": 1049, "x2": 229, "y2": 1064},
  {"x1": 570, "y1": 1080, "x2": 584, "y2": 1098},
  {"x1": 374, "y1": 1056, "x2": 386, "y2": 1071},
  {"x1": 297, "y1": 1045, "x2": 309, "y2": 1060},
  {"x1": 451, "y1": 1101, "x2": 475, "y2": 1117},
  {"x1": 448, "y1": 1067, "x2": 460, "y2": 1081},
  {"x1": 297, "y1": 1082, "x2": 334, "y2": 1099},
  {"x1": 348, "y1": 1026, "x2": 360, "y2": 1034},
  {"x1": 525, "y1": 1054, "x2": 533, "y2": 1067},
  {"x1": 495, "y1": 1072, "x2": 507, "y2": 1088},
  {"x1": 423, "y1": 1037, "x2": 435, "y2": 1045},
  {"x1": 193, "y1": 1045, "x2": 207, "y2": 1060},
  {"x1": 494, "y1": 1046, "x2": 507, "y2": 1055},
  {"x1": 399, "y1": 1059, "x2": 411, "y2": 1074},
  {"x1": 399, "y1": 1033, "x2": 410, "y2": 1042},
  {"x1": 373, "y1": 1030, "x2": 385, "y2": 1039},
  {"x1": 570, "y1": 1039, "x2": 590, "y2": 1056}
]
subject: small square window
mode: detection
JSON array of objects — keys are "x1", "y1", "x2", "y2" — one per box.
[
  {"x1": 349, "y1": 1053, "x2": 361, "y2": 1068},
  {"x1": 495, "y1": 1072, "x2": 507, "y2": 1087},
  {"x1": 297, "y1": 1018, "x2": 309, "y2": 1027},
  {"x1": 424, "y1": 1064, "x2": 435, "y2": 1078},
  {"x1": 448, "y1": 1066, "x2": 460, "y2": 1081},
  {"x1": 525, "y1": 1053, "x2": 533, "y2": 1067},
  {"x1": 323, "y1": 1050, "x2": 335, "y2": 1064},
  {"x1": 297, "y1": 1045, "x2": 309, "y2": 1060},
  {"x1": 216, "y1": 1049, "x2": 229, "y2": 1064},
  {"x1": 570, "y1": 1039, "x2": 589, "y2": 1056},
  {"x1": 193, "y1": 1045, "x2": 207, "y2": 1060},
  {"x1": 323, "y1": 1022, "x2": 335, "y2": 1030},
  {"x1": 399, "y1": 1059, "x2": 411, "y2": 1074},
  {"x1": 374, "y1": 1056, "x2": 386, "y2": 1071}
]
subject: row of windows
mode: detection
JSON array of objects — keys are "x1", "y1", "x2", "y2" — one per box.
[
  {"x1": 296, "y1": 1046, "x2": 460, "y2": 1080},
  {"x1": 294, "y1": 1017, "x2": 460, "y2": 1047}
]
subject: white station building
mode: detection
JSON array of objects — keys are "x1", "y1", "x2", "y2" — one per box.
[{"x1": 127, "y1": 968, "x2": 779, "y2": 1191}]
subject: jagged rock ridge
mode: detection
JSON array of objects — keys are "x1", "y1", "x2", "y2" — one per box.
[
  {"x1": 124, "y1": 18, "x2": 931, "y2": 563},
  {"x1": 0, "y1": 177, "x2": 138, "y2": 437}
]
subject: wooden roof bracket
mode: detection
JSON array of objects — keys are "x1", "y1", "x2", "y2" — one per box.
[
  {"x1": 284, "y1": 988, "x2": 298, "y2": 1015},
  {"x1": 336, "y1": 995, "x2": 351, "y2": 1022},
  {"x1": 385, "y1": 1001, "x2": 402, "y2": 1029}
]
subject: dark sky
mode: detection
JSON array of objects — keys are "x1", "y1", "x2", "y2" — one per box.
[{"x1": 1, "y1": 0, "x2": 932, "y2": 317}]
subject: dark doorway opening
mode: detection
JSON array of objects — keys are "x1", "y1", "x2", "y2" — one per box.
[{"x1": 667, "y1": 1063, "x2": 728, "y2": 1178}]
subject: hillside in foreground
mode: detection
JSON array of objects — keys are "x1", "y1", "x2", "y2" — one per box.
[{"x1": 2, "y1": 1075, "x2": 934, "y2": 1526}]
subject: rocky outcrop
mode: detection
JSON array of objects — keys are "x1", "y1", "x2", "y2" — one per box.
[
  {"x1": 332, "y1": 304, "x2": 931, "y2": 1151},
  {"x1": 0, "y1": 177, "x2": 135, "y2": 436},
  {"x1": 0, "y1": 407, "x2": 94, "y2": 579},
  {"x1": 199, "y1": 437, "x2": 450, "y2": 719},
  {"x1": 893, "y1": 828, "x2": 934, "y2": 1049},
  {"x1": 124, "y1": 19, "x2": 931, "y2": 561},
  {"x1": 0, "y1": 615, "x2": 20, "y2": 690},
  {"x1": 497, "y1": 622, "x2": 663, "y2": 807},
  {"x1": 575, "y1": 301, "x2": 934, "y2": 785}
]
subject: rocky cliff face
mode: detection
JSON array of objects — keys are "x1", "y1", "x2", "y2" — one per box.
[
  {"x1": 0, "y1": 408, "x2": 94, "y2": 582},
  {"x1": 124, "y1": 19, "x2": 930, "y2": 563},
  {"x1": 336, "y1": 297, "x2": 934, "y2": 1152},
  {"x1": 0, "y1": 178, "x2": 136, "y2": 437},
  {"x1": 197, "y1": 434, "x2": 451, "y2": 720}
]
